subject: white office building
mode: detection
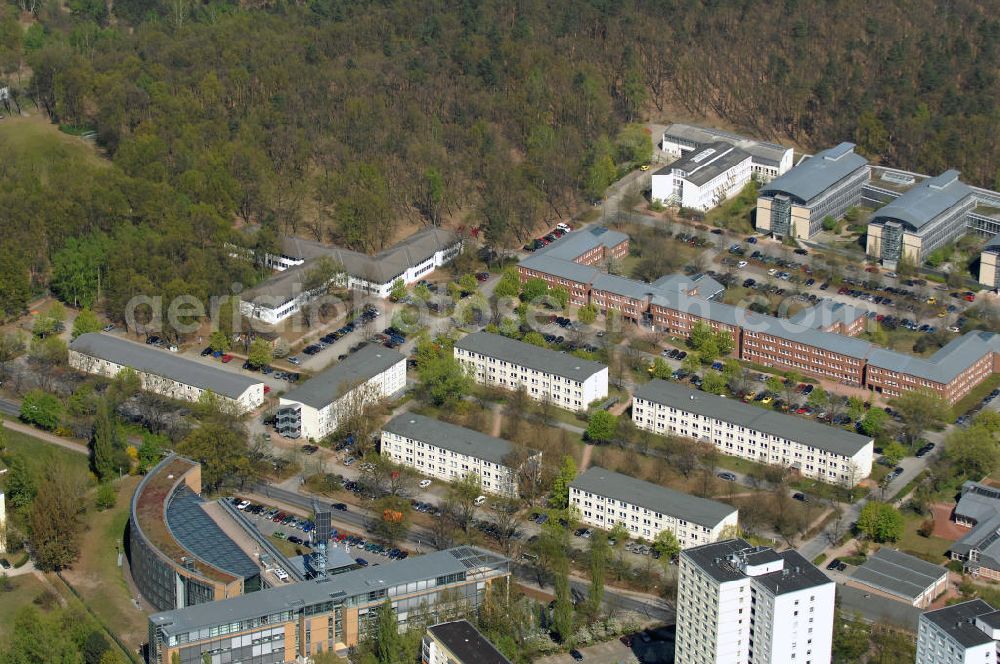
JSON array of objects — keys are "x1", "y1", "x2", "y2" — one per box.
[
  {"x1": 276, "y1": 346, "x2": 406, "y2": 440},
  {"x1": 380, "y1": 414, "x2": 540, "y2": 497},
  {"x1": 240, "y1": 228, "x2": 461, "y2": 324},
  {"x1": 631, "y1": 380, "x2": 873, "y2": 486},
  {"x1": 917, "y1": 599, "x2": 1000, "y2": 664},
  {"x1": 676, "y1": 539, "x2": 835, "y2": 664},
  {"x1": 660, "y1": 124, "x2": 794, "y2": 182},
  {"x1": 652, "y1": 141, "x2": 753, "y2": 211},
  {"x1": 68, "y1": 333, "x2": 265, "y2": 414},
  {"x1": 569, "y1": 467, "x2": 737, "y2": 548},
  {"x1": 453, "y1": 332, "x2": 608, "y2": 412}
]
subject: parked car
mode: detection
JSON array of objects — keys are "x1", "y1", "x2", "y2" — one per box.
[
  {"x1": 221, "y1": 354, "x2": 233, "y2": 363},
  {"x1": 717, "y1": 472, "x2": 737, "y2": 482},
  {"x1": 570, "y1": 650, "x2": 584, "y2": 661},
  {"x1": 792, "y1": 492, "x2": 808, "y2": 502},
  {"x1": 418, "y1": 479, "x2": 432, "y2": 488}
]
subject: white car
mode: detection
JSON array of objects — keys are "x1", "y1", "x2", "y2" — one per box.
[
  {"x1": 737, "y1": 260, "x2": 748, "y2": 268},
  {"x1": 474, "y1": 495, "x2": 486, "y2": 506},
  {"x1": 418, "y1": 479, "x2": 432, "y2": 488},
  {"x1": 275, "y1": 568, "x2": 289, "y2": 581},
  {"x1": 237, "y1": 500, "x2": 251, "y2": 510}
]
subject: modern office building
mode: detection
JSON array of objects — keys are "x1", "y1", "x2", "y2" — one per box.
[
  {"x1": 676, "y1": 539, "x2": 835, "y2": 664},
  {"x1": 240, "y1": 228, "x2": 461, "y2": 324},
  {"x1": 866, "y1": 170, "x2": 976, "y2": 269},
  {"x1": 632, "y1": 380, "x2": 874, "y2": 485},
  {"x1": 380, "y1": 414, "x2": 540, "y2": 497},
  {"x1": 660, "y1": 124, "x2": 794, "y2": 182},
  {"x1": 569, "y1": 467, "x2": 738, "y2": 547},
  {"x1": 276, "y1": 345, "x2": 406, "y2": 440},
  {"x1": 981, "y1": 233, "x2": 1000, "y2": 288},
  {"x1": 756, "y1": 142, "x2": 870, "y2": 239},
  {"x1": 422, "y1": 620, "x2": 512, "y2": 664},
  {"x1": 916, "y1": 599, "x2": 1000, "y2": 664},
  {"x1": 950, "y1": 481, "x2": 1000, "y2": 580},
  {"x1": 651, "y1": 141, "x2": 754, "y2": 211},
  {"x1": 848, "y1": 547, "x2": 948, "y2": 608},
  {"x1": 69, "y1": 333, "x2": 265, "y2": 414},
  {"x1": 147, "y1": 546, "x2": 511, "y2": 664},
  {"x1": 453, "y1": 332, "x2": 608, "y2": 412},
  {"x1": 129, "y1": 456, "x2": 265, "y2": 612}
]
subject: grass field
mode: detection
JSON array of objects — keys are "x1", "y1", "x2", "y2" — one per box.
[
  {"x1": 59, "y1": 475, "x2": 149, "y2": 649},
  {"x1": 897, "y1": 512, "x2": 953, "y2": 563},
  {"x1": 0, "y1": 113, "x2": 107, "y2": 173},
  {"x1": 0, "y1": 574, "x2": 54, "y2": 641},
  {"x1": 1, "y1": 428, "x2": 90, "y2": 486}
]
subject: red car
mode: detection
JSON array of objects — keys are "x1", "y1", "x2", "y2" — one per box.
[
  {"x1": 965, "y1": 293, "x2": 976, "y2": 302},
  {"x1": 263, "y1": 385, "x2": 271, "y2": 395},
  {"x1": 221, "y1": 354, "x2": 233, "y2": 363}
]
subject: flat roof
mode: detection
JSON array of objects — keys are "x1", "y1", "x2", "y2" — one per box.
[
  {"x1": 281, "y1": 345, "x2": 405, "y2": 409},
  {"x1": 662, "y1": 123, "x2": 792, "y2": 168},
  {"x1": 680, "y1": 539, "x2": 831, "y2": 595},
  {"x1": 869, "y1": 170, "x2": 974, "y2": 232},
  {"x1": 760, "y1": 142, "x2": 868, "y2": 205},
  {"x1": 634, "y1": 379, "x2": 873, "y2": 458},
  {"x1": 850, "y1": 548, "x2": 947, "y2": 602},
  {"x1": 656, "y1": 141, "x2": 752, "y2": 187},
  {"x1": 70, "y1": 333, "x2": 261, "y2": 400},
  {"x1": 382, "y1": 413, "x2": 532, "y2": 466},
  {"x1": 570, "y1": 466, "x2": 737, "y2": 530},
  {"x1": 427, "y1": 620, "x2": 513, "y2": 664},
  {"x1": 922, "y1": 599, "x2": 997, "y2": 648},
  {"x1": 455, "y1": 332, "x2": 606, "y2": 382},
  {"x1": 149, "y1": 546, "x2": 508, "y2": 636}
]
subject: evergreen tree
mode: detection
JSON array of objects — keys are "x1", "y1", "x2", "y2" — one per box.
[
  {"x1": 551, "y1": 554, "x2": 574, "y2": 641},
  {"x1": 91, "y1": 403, "x2": 123, "y2": 482},
  {"x1": 587, "y1": 531, "x2": 609, "y2": 620}
]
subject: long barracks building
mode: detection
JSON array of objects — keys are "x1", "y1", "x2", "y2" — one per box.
[{"x1": 518, "y1": 230, "x2": 1000, "y2": 405}]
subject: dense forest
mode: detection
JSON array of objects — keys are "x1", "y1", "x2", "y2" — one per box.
[{"x1": 1, "y1": 0, "x2": 1000, "y2": 321}]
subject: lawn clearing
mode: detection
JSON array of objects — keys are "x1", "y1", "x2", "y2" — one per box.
[
  {"x1": 58, "y1": 476, "x2": 149, "y2": 649},
  {"x1": 1, "y1": 428, "x2": 90, "y2": 484},
  {"x1": 897, "y1": 512, "x2": 952, "y2": 563},
  {"x1": 0, "y1": 574, "x2": 54, "y2": 640},
  {"x1": 0, "y1": 113, "x2": 108, "y2": 173}
]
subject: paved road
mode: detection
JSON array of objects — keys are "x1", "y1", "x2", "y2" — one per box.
[{"x1": 251, "y1": 483, "x2": 675, "y2": 623}]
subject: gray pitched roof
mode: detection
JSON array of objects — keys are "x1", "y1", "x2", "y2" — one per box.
[
  {"x1": 850, "y1": 548, "x2": 947, "y2": 602},
  {"x1": 662, "y1": 124, "x2": 792, "y2": 168},
  {"x1": 656, "y1": 141, "x2": 752, "y2": 187},
  {"x1": 519, "y1": 254, "x2": 600, "y2": 284},
  {"x1": 455, "y1": 332, "x2": 606, "y2": 382},
  {"x1": 634, "y1": 379, "x2": 873, "y2": 458},
  {"x1": 382, "y1": 414, "x2": 531, "y2": 466},
  {"x1": 922, "y1": 599, "x2": 997, "y2": 648},
  {"x1": 789, "y1": 300, "x2": 866, "y2": 330},
  {"x1": 570, "y1": 466, "x2": 737, "y2": 530},
  {"x1": 282, "y1": 345, "x2": 405, "y2": 409},
  {"x1": 592, "y1": 273, "x2": 658, "y2": 301},
  {"x1": 427, "y1": 621, "x2": 513, "y2": 664},
  {"x1": 150, "y1": 546, "x2": 508, "y2": 637},
  {"x1": 535, "y1": 226, "x2": 629, "y2": 262},
  {"x1": 869, "y1": 170, "x2": 974, "y2": 232},
  {"x1": 69, "y1": 333, "x2": 261, "y2": 399},
  {"x1": 868, "y1": 331, "x2": 1000, "y2": 383},
  {"x1": 760, "y1": 142, "x2": 868, "y2": 204}
]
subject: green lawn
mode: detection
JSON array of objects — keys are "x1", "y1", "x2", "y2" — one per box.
[
  {"x1": 896, "y1": 512, "x2": 952, "y2": 563},
  {"x1": 59, "y1": 476, "x2": 149, "y2": 649},
  {"x1": 0, "y1": 575, "x2": 53, "y2": 640},
  {"x1": 1, "y1": 429, "x2": 90, "y2": 487},
  {"x1": 0, "y1": 114, "x2": 107, "y2": 173}
]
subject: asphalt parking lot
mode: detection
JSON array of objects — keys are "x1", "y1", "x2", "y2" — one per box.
[{"x1": 535, "y1": 628, "x2": 674, "y2": 664}]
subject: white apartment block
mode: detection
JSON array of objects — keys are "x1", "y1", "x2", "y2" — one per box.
[
  {"x1": 453, "y1": 332, "x2": 608, "y2": 413},
  {"x1": 276, "y1": 346, "x2": 406, "y2": 440},
  {"x1": 917, "y1": 599, "x2": 1000, "y2": 664},
  {"x1": 569, "y1": 467, "x2": 737, "y2": 548},
  {"x1": 676, "y1": 539, "x2": 835, "y2": 664},
  {"x1": 631, "y1": 380, "x2": 873, "y2": 486},
  {"x1": 651, "y1": 141, "x2": 753, "y2": 211},
  {"x1": 68, "y1": 333, "x2": 265, "y2": 414},
  {"x1": 380, "y1": 414, "x2": 539, "y2": 497}
]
